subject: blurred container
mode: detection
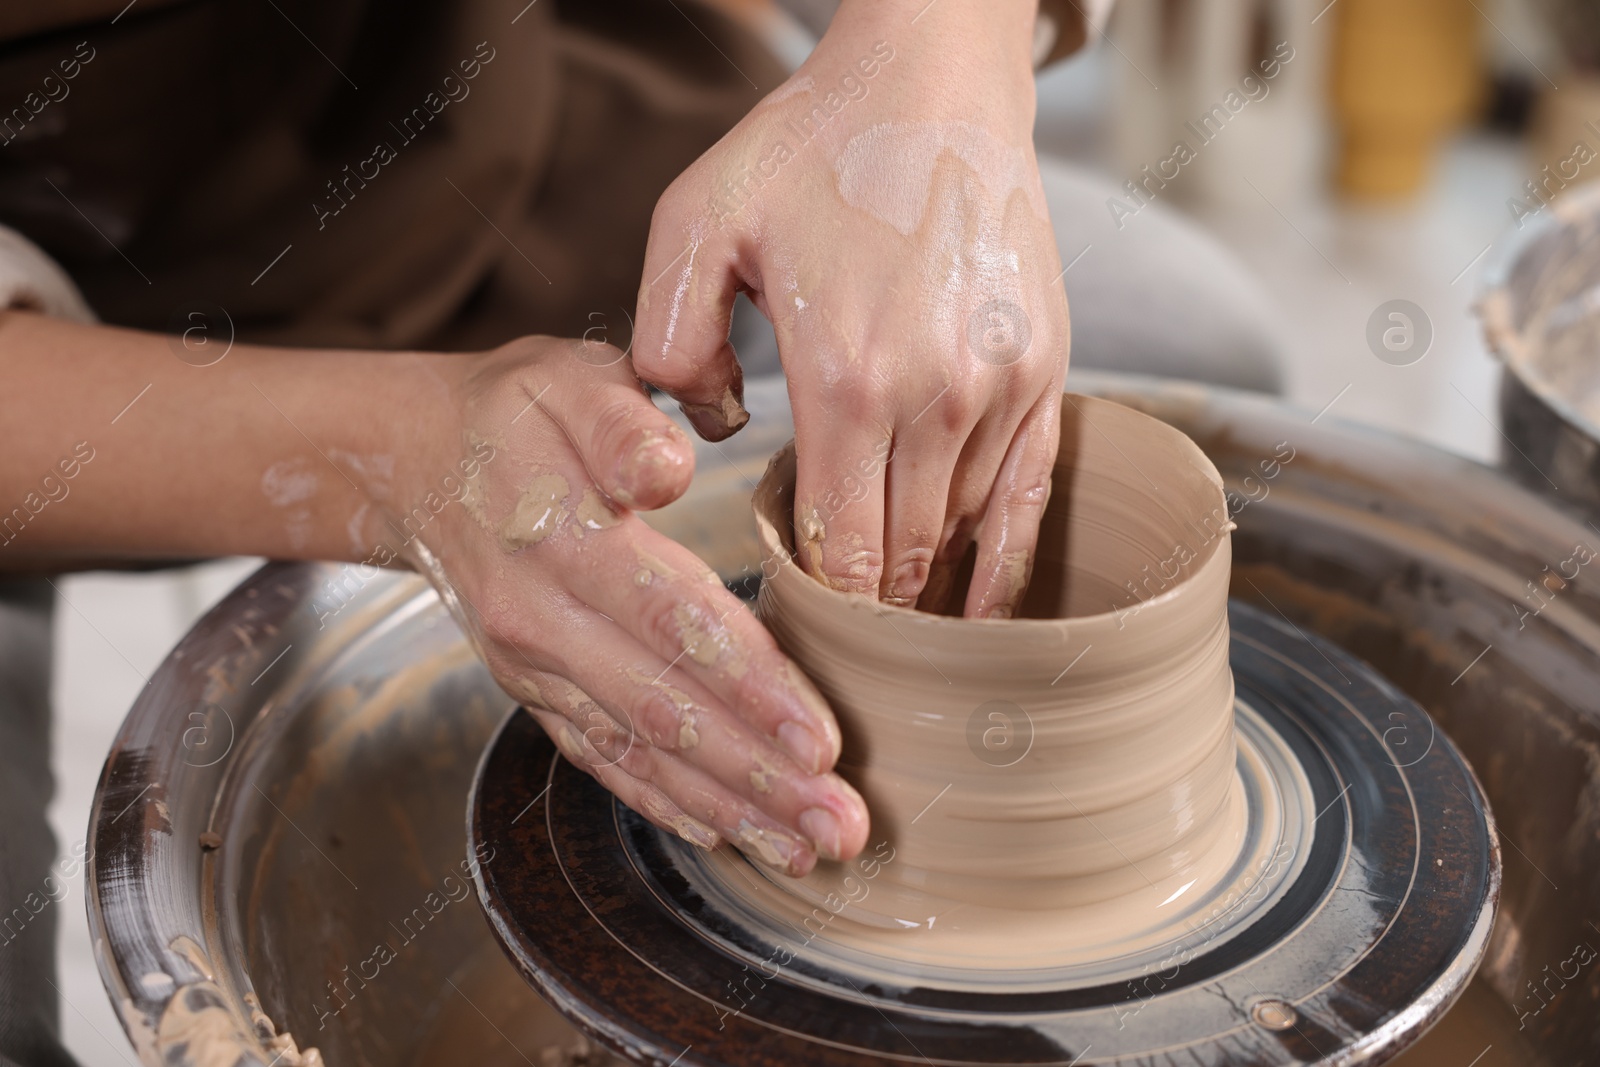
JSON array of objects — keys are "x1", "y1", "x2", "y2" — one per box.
[
  {"x1": 1106, "y1": 0, "x2": 1330, "y2": 214},
  {"x1": 1330, "y1": 0, "x2": 1481, "y2": 197},
  {"x1": 1480, "y1": 178, "x2": 1600, "y2": 519},
  {"x1": 1529, "y1": 73, "x2": 1600, "y2": 191}
]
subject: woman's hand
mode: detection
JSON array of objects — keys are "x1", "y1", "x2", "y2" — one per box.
[
  {"x1": 0, "y1": 309, "x2": 866, "y2": 877},
  {"x1": 633, "y1": 0, "x2": 1069, "y2": 618},
  {"x1": 393, "y1": 336, "x2": 869, "y2": 876}
]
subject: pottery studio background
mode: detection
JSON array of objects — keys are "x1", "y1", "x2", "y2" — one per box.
[{"x1": 25, "y1": 0, "x2": 1594, "y2": 1064}]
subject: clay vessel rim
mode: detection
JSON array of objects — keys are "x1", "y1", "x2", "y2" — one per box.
[{"x1": 752, "y1": 393, "x2": 1232, "y2": 633}]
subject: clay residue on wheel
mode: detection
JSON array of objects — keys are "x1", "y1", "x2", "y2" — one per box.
[{"x1": 121, "y1": 935, "x2": 324, "y2": 1067}]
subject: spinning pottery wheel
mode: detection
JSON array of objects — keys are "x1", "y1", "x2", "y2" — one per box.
[
  {"x1": 101, "y1": 374, "x2": 1600, "y2": 1067},
  {"x1": 470, "y1": 599, "x2": 1498, "y2": 1066}
]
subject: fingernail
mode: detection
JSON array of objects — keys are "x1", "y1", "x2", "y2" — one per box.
[
  {"x1": 723, "y1": 360, "x2": 750, "y2": 431},
  {"x1": 556, "y1": 724, "x2": 586, "y2": 763},
  {"x1": 679, "y1": 403, "x2": 720, "y2": 440},
  {"x1": 836, "y1": 776, "x2": 868, "y2": 818},
  {"x1": 735, "y1": 819, "x2": 801, "y2": 874},
  {"x1": 886, "y1": 560, "x2": 928, "y2": 604},
  {"x1": 675, "y1": 817, "x2": 719, "y2": 850},
  {"x1": 784, "y1": 663, "x2": 843, "y2": 762},
  {"x1": 640, "y1": 790, "x2": 721, "y2": 851},
  {"x1": 799, "y1": 807, "x2": 842, "y2": 862},
  {"x1": 777, "y1": 720, "x2": 827, "y2": 775},
  {"x1": 679, "y1": 395, "x2": 747, "y2": 442},
  {"x1": 616, "y1": 428, "x2": 690, "y2": 508}
]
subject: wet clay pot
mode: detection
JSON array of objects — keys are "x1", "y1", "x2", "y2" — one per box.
[{"x1": 751, "y1": 394, "x2": 1243, "y2": 920}]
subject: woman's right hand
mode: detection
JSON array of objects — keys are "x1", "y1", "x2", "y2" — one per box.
[{"x1": 389, "y1": 336, "x2": 870, "y2": 877}]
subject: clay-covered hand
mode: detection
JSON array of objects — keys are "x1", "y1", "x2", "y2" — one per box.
[
  {"x1": 395, "y1": 336, "x2": 869, "y2": 876},
  {"x1": 633, "y1": 0, "x2": 1068, "y2": 617}
]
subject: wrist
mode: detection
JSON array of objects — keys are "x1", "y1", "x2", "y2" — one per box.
[
  {"x1": 342, "y1": 350, "x2": 482, "y2": 569},
  {"x1": 0, "y1": 314, "x2": 466, "y2": 568},
  {"x1": 822, "y1": 0, "x2": 1039, "y2": 132},
  {"x1": 830, "y1": 0, "x2": 1039, "y2": 67},
  {"x1": 238, "y1": 344, "x2": 469, "y2": 566}
]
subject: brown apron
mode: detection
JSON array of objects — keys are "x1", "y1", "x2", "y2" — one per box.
[{"x1": 0, "y1": 0, "x2": 784, "y2": 350}]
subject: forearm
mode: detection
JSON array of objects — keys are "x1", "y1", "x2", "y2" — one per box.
[
  {"x1": 827, "y1": 0, "x2": 1039, "y2": 110},
  {"x1": 0, "y1": 310, "x2": 455, "y2": 569}
]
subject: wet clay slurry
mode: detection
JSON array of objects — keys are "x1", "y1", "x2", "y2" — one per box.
[{"x1": 726, "y1": 395, "x2": 1252, "y2": 972}]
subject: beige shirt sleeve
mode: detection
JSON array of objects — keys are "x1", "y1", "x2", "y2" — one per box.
[
  {"x1": 1036, "y1": 0, "x2": 1115, "y2": 67},
  {"x1": 0, "y1": 226, "x2": 95, "y2": 323},
  {"x1": 771, "y1": 0, "x2": 1114, "y2": 68}
]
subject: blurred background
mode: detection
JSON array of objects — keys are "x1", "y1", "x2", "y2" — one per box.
[{"x1": 47, "y1": 0, "x2": 1595, "y2": 1062}]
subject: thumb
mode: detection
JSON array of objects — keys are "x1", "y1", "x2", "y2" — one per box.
[
  {"x1": 633, "y1": 224, "x2": 749, "y2": 442},
  {"x1": 545, "y1": 346, "x2": 697, "y2": 511}
]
